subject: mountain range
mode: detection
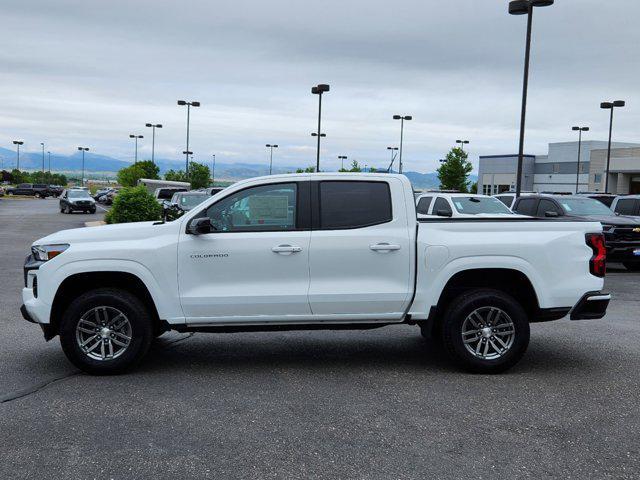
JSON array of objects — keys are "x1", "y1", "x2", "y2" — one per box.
[{"x1": 0, "y1": 147, "x2": 476, "y2": 190}]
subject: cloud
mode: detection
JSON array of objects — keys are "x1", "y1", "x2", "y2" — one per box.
[{"x1": 1, "y1": 0, "x2": 639, "y2": 173}]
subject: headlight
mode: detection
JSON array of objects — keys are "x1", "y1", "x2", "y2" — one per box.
[{"x1": 31, "y1": 244, "x2": 69, "y2": 261}]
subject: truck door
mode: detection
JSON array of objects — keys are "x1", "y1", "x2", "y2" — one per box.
[
  {"x1": 177, "y1": 181, "x2": 312, "y2": 323},
  {"x1": 307, "y1": 179, "x2": 413, "y2": 319}
]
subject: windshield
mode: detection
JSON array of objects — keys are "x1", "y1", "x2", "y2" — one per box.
[
  {"x1": 68, "y1": 190, "x2": 91, "y2": 199},
  {"x1": 177, "y1": 193, "x2": 209, "y2": 209},
  {"x1": 452, "y1": 197, "x2": 513, "y2": 214},
  {"x1": 559, "y1": 197, "x2": 613, "y2": 216}
]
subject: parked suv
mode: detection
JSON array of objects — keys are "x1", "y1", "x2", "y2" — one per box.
[
  {"x1": 6, "y1": 183, "x2": 50, "y2": 198},
  {"x1": 59, "y1": 188, "x2": 96, "y2": 214},
  {"x1": 611, "y1": 195, "x2": 640, "y2": 218},
  {"x1": 514, "y1": 194, "x2": 640, "y2": 271}
]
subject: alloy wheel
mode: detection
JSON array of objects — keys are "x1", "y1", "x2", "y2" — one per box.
[
  {"x1": 75, "y1": 306, "x2": 132, "y2": 361},
  {"x1": 461, "y1": 307, "x2": 515, "y2": 360}
]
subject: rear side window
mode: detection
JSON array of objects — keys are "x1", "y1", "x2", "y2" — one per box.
[
  {"x1": 319, "y1": 181, "x2": 392, "y2": 229},
  {"x1": 496, "y1": 195, "x2": 514, "y2": 207},
  {"x1": 536, "y1": 199, "x2": 561, "y2": 217},
  {"x1": 615, "y1": 198, "x2": 636, "y2": 215},
  {"x1": 433, "y1": 197, "x2": 452, "y2": 216},
  {"x1": 416, "y1": 196, "x2": 433, "y2": 215},
  {"x1": 515, "y1": 198, "x2": 537, "y2": 216}
]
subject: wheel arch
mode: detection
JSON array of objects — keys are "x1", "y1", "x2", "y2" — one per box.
[
  {"x1": 50, "y1": 271, "x2": 164, "y2": 338},
  {"x1": 435, "y1": 268, "x2": 540, "y2": 321}
]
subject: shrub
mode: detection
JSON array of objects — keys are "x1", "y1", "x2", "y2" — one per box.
[{"x1": 105, "y1": 186, "x2": 162, "y2": 224}]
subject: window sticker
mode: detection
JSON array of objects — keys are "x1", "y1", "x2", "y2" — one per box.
[{"x1": 561, "y1": 203, "x2": 572, "y2": 211}]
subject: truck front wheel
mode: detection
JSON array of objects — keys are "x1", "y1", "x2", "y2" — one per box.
[
  {"x1": 59, "y1": 288, "x2": 154, "y2": 375},
  {"x1": 440, "y1": 289, "x2": 530, "y2": 374}
]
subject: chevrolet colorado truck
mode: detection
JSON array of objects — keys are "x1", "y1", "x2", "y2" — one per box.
[{"x1": 21, "y1": 173, "x2": 610, "y2": 375}]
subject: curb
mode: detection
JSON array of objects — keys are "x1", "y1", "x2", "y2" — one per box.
[{"x1": 84, "y1": 221, "x2": 107, "y2": 227}]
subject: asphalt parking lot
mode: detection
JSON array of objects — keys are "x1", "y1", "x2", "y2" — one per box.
[{"x1": 1, "y1": 197, "x2": 639, "y2": 479}]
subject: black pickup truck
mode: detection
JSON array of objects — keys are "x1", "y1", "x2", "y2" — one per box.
[
  {"x1": 6, "y1": 183, "x2": 51, "y2": 198},
  {"x1": 514, "y1": 194, "x2": 640, "y2": 271}
]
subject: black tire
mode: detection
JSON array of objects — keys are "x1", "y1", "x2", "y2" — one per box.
[
  {"x1": 90, "y1": 208, "x2": 96, "y2": 214},
  {"x1": 59, "y1": 288, "x2": 154, "y2": 375},
  {"x1": 440, "y1": 288, "x2": 530, "y2": 374},
  {"x1": 623, "y1": 262, "x2": 640, "y2": 272}
]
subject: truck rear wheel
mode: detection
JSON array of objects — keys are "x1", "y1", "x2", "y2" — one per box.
[
  {"x1": 59, "y1": 288, "x2": 153, "y2": 375},
  {"x1": 440, "y1": 288, "x2": 529, "y2": 374}
]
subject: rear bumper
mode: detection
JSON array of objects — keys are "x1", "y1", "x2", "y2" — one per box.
[{"x1": 570, "y1": 291, "x2": 610, "y2": 320}]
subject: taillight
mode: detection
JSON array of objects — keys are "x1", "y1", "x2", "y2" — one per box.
[{"x1": 586, "y1": 233, "x2": 606, "y2": 277}]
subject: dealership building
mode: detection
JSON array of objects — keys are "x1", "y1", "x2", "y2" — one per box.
[{"x1": 478, "y1": 141, "x2": 640, "y2": 195}]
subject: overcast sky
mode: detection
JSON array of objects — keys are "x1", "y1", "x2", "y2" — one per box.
[{"x1": 1, "y1": 0, "x2": 639, "y2": 173}]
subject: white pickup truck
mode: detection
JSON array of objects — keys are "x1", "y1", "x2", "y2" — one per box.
[{"x1": 21, "y1": 173, "x2": 610, "y2": 375}]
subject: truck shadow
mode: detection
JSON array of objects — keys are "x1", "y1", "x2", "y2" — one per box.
[{"x1": 140, "y1": 327, "x2": 603, "y2": 377}]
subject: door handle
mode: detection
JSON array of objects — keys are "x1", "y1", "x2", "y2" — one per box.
[
  {"x1": 272, "y1": 244, "x2": 302, "y2": 254},
  {"x1": 370, "y1": 243, "x2": 401, "y2": 252}
]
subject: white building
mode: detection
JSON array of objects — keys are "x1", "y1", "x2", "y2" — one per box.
[{"x1": 478, "y1": 140, "x2": 640, "y2": 195}]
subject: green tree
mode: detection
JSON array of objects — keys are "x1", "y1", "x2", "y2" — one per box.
[
  {"x1": 117, "y1": 160, "x2": 159, "y2": 187},
  {"x1": 105, "y1": 186, "x2": 163, "y2": 224},
  {"x1": 187, "y1": 161, "x2": 210, "y2": 189},
  {"x1": 437, "y1": 147, "x2": 473, "y2": 192},
  {"x1": 164, "y1": 169, "x2": 187, "y2": 182},
  {"x1": 10, "y1": 169, "x2": 29, "y2": 184},
  {"x1": 295, "y1": 166, "x2": 316, "y2": 173},
  {"x1": 165, "y1": 162, "x2": 210, "y2": 189},
  {"x1": 469, "y1": 182, "x2": 478, "y2": 194},
  {"x1": 339, "y1": 160, "x2": 362, "y2": 173}
]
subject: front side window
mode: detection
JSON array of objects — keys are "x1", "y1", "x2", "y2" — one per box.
[
  {"x1": 205, "y1": 183, "x2": 297, "y2": 232},
  {"x1": 515, "y1": 198, "x2": 537, "y2": 216},
  {"x1": 319, "y1": 181, "x2": 391, "y2": 229},
  {"x1": 433, "y1": 197, "x2": 452, "y2": 216},
  {"x1": 536, "y1": 199, "x2": 561, "y2": 217},
  {"x1": 416, "y1": 196, "x2": 433, "y2": 215}
]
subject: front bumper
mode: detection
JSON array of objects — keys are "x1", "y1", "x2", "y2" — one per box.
[
  {"x1": 67, "y1": 202, "x2": 96, "y2": 211},
  {"x1": 570, "y1": 291, "x2": 610, "y2": 320}
]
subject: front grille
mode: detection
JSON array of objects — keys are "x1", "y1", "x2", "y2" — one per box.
[{"x1": 611, "y1": 227, "x2": 640, "y2": 242}]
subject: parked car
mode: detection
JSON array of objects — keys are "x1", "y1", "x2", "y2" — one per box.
[
  {"x1": 102, "y1": 188, "x2": 121, "y2": 205},
  {"x1": 170, "y1": 191, "x2": 210, "y2": 210},
  {"x1": 21, "y1": 173, "x2": 609, "y2": 375},
  {"x1": 48, "y1": 185, "x2": 64, "y2": 197},
  {"x1": 93, "y1": 187, "x2": 113, "y2": 201},
  {"x1": 6, "y1": 183, "x2": 50, "y2": 198},
  {"x1": 154, "y1": 187, "x2": 188, "y2": 203},
  {"x1": 0, "y1": 186, "x2": 5, "y2": 196},
  {"x1": 513, "y1": 194, "x2": 640, "y2": 271},
  {"x1": 416, "y1": 193, "x2": 517, "y2": 218},
  {"x1": 59, "y1": 188, "x2": 96, "y2": 214},
  {"x1": 198, "y1": 186, "x2": 226, "y2": 196},
  {"x1": 611, "y1": 195, "x2": 640, "y2": 217}
]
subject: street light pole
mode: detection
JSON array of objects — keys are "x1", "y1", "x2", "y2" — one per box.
[
  {"x1": 12, "y1": 141, "x2": 24, "y2": 170},
  {"x1": 40, "y1": 143, "x2": 45, "y2": 172},
  {"x1": 338, "y1": 155, "x2": 348, "y2": 170},
  {"x1": 177, "y1": 100, "x2": 200, "y2": 175},
  {"x1": 455, "y1": 139, "x2": 470, "y2": 152},
  {"x1": 77, "y1": 147, "x2": 89, "y2": 187},
  {"x1": 311, "y1": 84, "x2": 330, "y2": 172},
  {"x1": 509, "y1": 0, "x2": 554, "y2": 198},
  {"x1": 211, "y1": 154, "x2": 216, "y2": 185},
  {"x1": 393, "y1": 115, "x2": 412, "y2": 173},
  {"x1": 47, "y1": 151, "x2": 51, "y2": 173},
  {"x1": 572, "y1": 126, "x2": 589, "y2": 193},
  {"x1": 266, "y1": 144, "x2": 279, "y2": 175},
  {"x1": 386, "y1": 146, "x2": 398, "y2": 172},
  {"x1": 129, "y1": 134, "x2": 143, "y2": 164},
  {"x1": 600, "y1": 100, "x2": 625, "y2": 193},
  {"x1": 145, "y1": 123, "x2": 162, "y2": 164}
]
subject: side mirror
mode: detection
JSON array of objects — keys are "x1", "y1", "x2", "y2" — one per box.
[
  {"x1": 544, "y1": 211, "x2": 559, "y2": 218},
  {"x1": 436, "y1": 209, "x2": 452, "y2": 217},
  {"x1": 187, "y1": 217, "x2": 214, "y2": 235}
]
